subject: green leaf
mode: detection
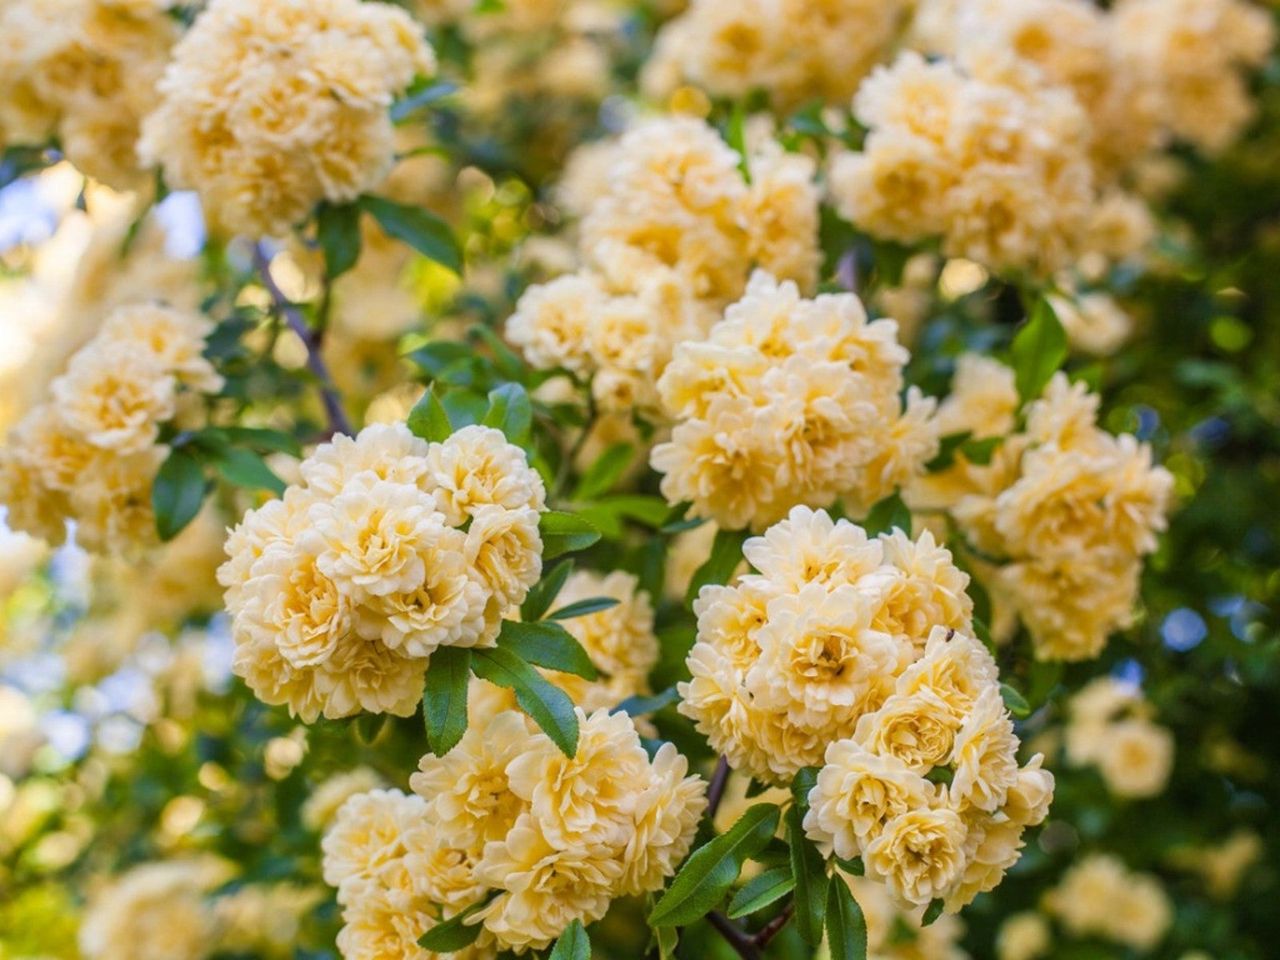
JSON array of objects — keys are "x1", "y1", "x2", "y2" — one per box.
[
  {"x1": 573, "y1": 442, "x2": 633, "y2": 501},
  {"x1": 390, "y1": 80, "x2": 458, "y2": 122},
  {"x1": 961, "y1": 435, "x2": 1003, "y2": 466},
  {"x1": 417, "y1": 899, "x2": 488, "y2": 951},
  {"x1": 213, "y1": 447, "x2": 286, "y2": 495},
  {"x1": 1011, "y1": 299, "x2": 1068, "y2": 404},
  {"x1": 153, "y1": 449, "x2": 208, "y2": 541},
  {"x1": 826, "y1": 874, "x2": 868, "y2": 960},
  {"x1": 212, "y1": 426, "x2": 302, "y2": 456},
  {"x1": 649, "y1": 803, "x2": 782, "y2": 927},
  {"x1": 925, "y1": 431, "x2": 972, "y2": 472},
  {"x1": 726, "y1": 866, "x2": 795, "y2": 919},
  {"x1": 316, "y1": 202, "x2": 362, "y2": 279},
  {"x1": 406, "y1": 387, "x2": 453, "y2": 443},
  {"x1": 471, "y1": 323, "x2": 525, "y2": 382},
  {"x1": 540, "y1": 511, "x2": 602, "y2": 560},
  {"x1": 361, "y1": 195, "x2": 462, "y2": 273},
  {"x1": 592, "y1": 495, "x2": 671, "y2": 529},
  {"x1": 441, "y1": 388, "x2": 487, "y2": 429},
  {"x1": 547, "y1": 597, "x2": 620, "y2": 620},
  {"x1": 614, "y1": 686, "x2": 679, "y2": 718},
  {"x1": 423, "y1": 647, "x2": 471, "y2": 756},
  {"x1": 406, "y1": 340, "x2": 473, "y2": 378},
  {"x1": 791, "y1": 766, "x2": 820, "y2": 809},
  {"x1": 921, "y1": 899, "x2": 945, "y2": 927},
  {"x1": 548, "y1": 919, "x2": 589, "y2": 960},
  {"x1": 834, "y1": 856, "x2": 865, "y2": 876},
  {"x1": 787, "y1": 804, "x2": 829, "y2": 945},
  {"x1": 482, "y1": 383, "x2": 532, "y2": 446},
  {"x1": 520, "y1": 559, "x2": 574, "y2": 622},
  {"x1": 353, "y1": 713, "x2": 388, "y2": 746},
  {"x1": 496, "y1": 619, "x2": 597, "y2": 680},
  {"x1": 862, "y1": 493, "x2": 912, "y2": 538},
  {"x1": 471, "y1": 647, "x2": 579, "y2": 756},
  {"x1": 656, "y1": 924, "x2": 678, "y2": 960},
  {"x1": 685, "y1": 528, "x2": 748, "y2": 606},
  {"x1": 1000, "y1": 683, "x2": 1032, "y2": 719}
]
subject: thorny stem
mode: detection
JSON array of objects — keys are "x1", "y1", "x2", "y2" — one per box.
[
  {"x1": 706, "y1": 756, "x2": 731, "y2": 817},
  {"x1": 253, "y1": 243, "x2": 353, "y2": 439}
]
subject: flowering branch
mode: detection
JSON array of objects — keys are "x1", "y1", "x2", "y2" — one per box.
[{"x1": 253, "y1": 243, "x2": 353, "y2": 439}]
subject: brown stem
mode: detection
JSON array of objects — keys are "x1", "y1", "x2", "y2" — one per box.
[
  {"x1": 706, "y1": 756, "x2": 731, "y2": 817},
  {"x1": 706, "y1": 911, "x2": 762, "y2": 960},
  {"x1": 752, "y1": 901, "x2": 794, "y2": 948},
  {"x1": 253, "y1": 243, "x2": 352, "y2": 438}
]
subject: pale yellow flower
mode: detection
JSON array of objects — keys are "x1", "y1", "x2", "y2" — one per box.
[
  {"x1": 1096, "y1": 717, "x2": 1174, "y2": 798},
  {"x1": 948, "y1": 686, "x2": 1020, "y2": 812},
  {"x1": 321, "y1": 789, "x2": 429, "y2": 900},
  {"x1": 426, "y1": 426, "x2": 546, "y2": 526},
  {"x1": 865, "y1": 805, "x2": 969, "y2": 909},
  {"x1": 997, "y1": 911, "x2": 1051, "y2": 960},
  {"x1": 303, "y1": 768, "x2": 386, "y2": 831}
]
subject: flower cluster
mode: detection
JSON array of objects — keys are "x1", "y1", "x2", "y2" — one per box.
[
  {"x1": 323, "y1": 709, "x2": 707, "y2": 956},
  {"x1": 642, "y1": 0, "x2": 912, "y2": 109},
  {"x1": 911, "y1": 361, "x2": 1173, "y2": 660},
  {"x1": 827, "y1": 52, "x2": 1101, "y2": 276},
  {"x1": 1111, "y1": 0, "x2": 1275, "y2": 154},
  {"x1": 805, "y1": 626, "x2": 1053, "y2": 912},
  {"x1": 651, "y1": 272, "x2": 936, "y2": 531},
  {"x1": 505, "y1": 117, "x2": 820, "y2": 413},
  {"x1": 0, "y1": 303, "x2": 222, "y2": 554},
  {"x1": 1063, "y1": 676, "x2": 1174, "y2": 799},
  {"x1": 139, "y1": 0, "x2": 435, "y2": 237},
  {"x1": 0, "y1": 0, "x2": 178, "y2": 190},
  {"x1": 80, "y1": 859, "x2": 319, "y2": 960},
  {"x1": 1043, "y1": 853, "x2": 1172, "y2": 951},
  {"x1": 218, "y1": 423, "x2": 545, "y2": 721},
  {"x1": 680, "y1": 506, "x2": 975, "y2": 783}
]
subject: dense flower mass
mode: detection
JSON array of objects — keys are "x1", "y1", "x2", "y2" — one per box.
[
  {"x1": 680, "y1": 506, "x2": 975, "y2": 782},
  {"x1": 910, "y1": 360, "x2": 1173, "y2": 660},
  {"x1": 0, "y1": 302, "x2": 222, "y2": 553},
  {"x1": 804, "y1": 627, "x2": 1053, "y2": 912},
  {"x1": 642, "y1": 0, "x2": 913, "y2": 108},
  {"x1": 827, "y1": 52, "x2": 1104, "y2": 277},
  {"x1": 218, "y1": 423, "x2": 545, "y2": 721},
  {"x1": 0, "y1": 0, "x2": 178, "y2": 190},
  {"x1": 323, "y1": 709, "x2": 706, "y2": 956},
  {"x1": 651, "y1": 272, "x2": 936, "y2": 530},
  {"x1": 506, "y1": 117, "x2": 820, "y2": 413},
  {"x1": 139, "y1": 0, "x2": 435, "y2": 236}
]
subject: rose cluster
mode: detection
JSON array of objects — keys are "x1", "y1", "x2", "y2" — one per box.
[
  {"x1": 910, "y1": 360, "x2": 1173, "y2": 660},
  {"x1": 506, "y1": 117, "x2": 820, "y2": 413},
  {"x1": 1063, "y1": 676, "x2": 1174, "y2": 799},
  {"x1": 679, "y1": 506, "x2": 973, "y2": 783},
  {"x1": 139, "y1": 0, "x2": 435, "y2": 236},
  {"x1": 804, "y1": 627, "x2": 1054, "y2": 912},
  {"x1": 323, "y1": 709, "x2": 707, "y2": 956},
  {"x1": 218, "y1": 423, "x2": 545, "y2": 721},
  {"x1": 0, "y1": 0, "x2": 178, "y2": 191},
  {"x1": 642, "y1": 0, "x2": 913, "y2": 109},
  {"x1": 0, "y1": 303, "x2": 222, "y2": 554},
  {"x1": 651, "y1": 272, "x2": 937, "y2": 530}
]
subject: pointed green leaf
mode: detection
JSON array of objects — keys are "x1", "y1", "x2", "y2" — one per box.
[
  {"x1": 649, "y1": 803, "x2": 782, "y2": 927},
  {"x1": 471, "y1": 646, "x2": 579, "y2": 756},
  {"x1": 999, "y1": 683, "x2": 1031, "y2": 719},
  {"x1": 424, "y1": 646, "x2": 471, "y2": 756},
  {"x1": 863, "y1": 493, "x2": 912, "y2": 538},
  {"x1": 614, "y1": 686, "x2": 679, "y2": 718},
  {"x1": 316, "y1": 202, "x2": 362, "y2": 279},
  {"x1": 407, "y1": 387, "x2": 452, "y2": 442},
  {"x1": 213, "y1": 447, "x2": 286, "y2": 495},
  {"x1": 826, "y1": 875, "x2": 868, "y2": 960},
  {"x1": 361, "y1": 195, "x2": 462, "y2": 273},
  {"x1": 921, "y1": 899, "x2": 945, "y2": 927},
  {"x1": 547, "y1": 597, "x2": 620, "y2": 621},
  {"x1": 417, "y1": 898, "x2": 488, "y2": 950},
  {"x1": 540, "y1": 511, "x2": 602, "y2": 559},
  {"x1": 726, "y1": 866, "x2": 794, "y2": 919},
  {"x1": 153, "y1": 448, "x2": 208, "y2": 541},
  {"x1": 685, "y1": 527, "x2": 748, "y2": 606},
  {"x1": 496, "y1": 619, "x2": 597, "y2": 680},
  {"x1": 573, "y1": 442, "x2": 633, "y2": 501},
  {"x1": 482, "y1": 382, "x2": 532, "y2": 446},
  {"x1": 1011, "y1": 299, "x2": 1068, "y2": 404},
  {"x1": 548, "y1": 919, "x2": 589, "y2": 960},
  {"x1": 787, "y1": 804, "x2": 829, "y2": 945},
  {"x1": 521, "y1": 559, "x2": 574, "y2": 622}
]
